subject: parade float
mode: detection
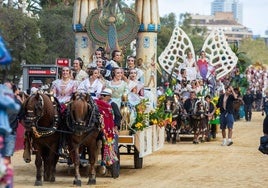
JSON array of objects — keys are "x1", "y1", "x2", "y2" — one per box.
[{"x1": 72, "y1": 0, "x2": 164, "y2": 170}]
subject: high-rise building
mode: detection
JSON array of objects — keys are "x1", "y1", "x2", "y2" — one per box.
[{"x1": 211, "y1": 0, "x2": 242, "y2": 24}]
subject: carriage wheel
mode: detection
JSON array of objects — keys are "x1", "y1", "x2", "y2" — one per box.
[{"x1": 134, "y1": 147, "x2": 143, "y2": 169}]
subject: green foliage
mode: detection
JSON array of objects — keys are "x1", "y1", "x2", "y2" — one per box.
[
  {"x1": 39, "y1": 5, "x2": 75, "y2": 63},
  {"x1": 179, "y1": 13, "x2": 206, "y2": 53},
  {"x1": 239, "y1": 38, "x2": 268, "y2": 65},
  {"x1": 0, "y1": 7, "x2": 47, "y2": 81}
]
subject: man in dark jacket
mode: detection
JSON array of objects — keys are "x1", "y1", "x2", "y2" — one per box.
[
  {"x1": 243, "y1": 89, "x2": 255, "y2": 121},
  {"x1": 216, "y1": 85, "x2": 237, "y2": 146}
]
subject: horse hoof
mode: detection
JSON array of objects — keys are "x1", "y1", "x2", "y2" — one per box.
[
  {"x1": 73, "y1": 179, "x2": 82, "y2": 186},
  {"x1": 34, "y1": 180, "x2": 42, "y2": 186},
  {"x1": 87, "y1": 179, "x2": 96, "y2": 185}
]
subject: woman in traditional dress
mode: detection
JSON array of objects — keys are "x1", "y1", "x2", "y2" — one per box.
[
  {"x1": 77, "y1": 67, "x2": 104, "y2": 98},
  {"x1": 105, "y1": 67, "x2": 129, "y2": 108},
  {"x1": 128, "y1": 68, "x2": 144, "y2": 97},
  {"x1": 51, "y1": 66, "x2": 78, "y2": 106}
]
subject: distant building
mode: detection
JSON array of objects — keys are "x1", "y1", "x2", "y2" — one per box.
[
  {"x1": 211, "y1": 0, "x2": 243, "y2": 24},
  {"x1": 190, "y1": 12, "x2": 252, "y2": 43}
]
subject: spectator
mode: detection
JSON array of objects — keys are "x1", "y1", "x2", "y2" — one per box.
[
  {"x1": 216, "y1": 85, "x2": 237, "y2": 146},
  {"x1": 3, "y1": 83, "x2": 23, "y2": 164},
  {"x1": 262, "y1": 90, "x2": 268, "y2": 116},
  {"x1": 243, "y1": 89, "x2": 255, "y2": 121}
]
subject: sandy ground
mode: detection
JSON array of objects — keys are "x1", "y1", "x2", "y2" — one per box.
[{"x1": 12, "y1": 112, "x2": 268, "y2": 188}]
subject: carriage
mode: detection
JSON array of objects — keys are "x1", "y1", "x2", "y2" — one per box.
[{"x1": 20, "y1": 89, "x2": 166, "y2": 186}]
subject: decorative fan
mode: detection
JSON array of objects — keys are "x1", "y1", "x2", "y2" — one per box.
[
  {"x1": 202, "y1": 28, "x2": 238, "y2": 79},
  {"x1": 158, "y1": 27, "x2": 195, "y2": 78},
  {"x1": 86, "y1": 8, "x2": 140, "y2": 52},
  {"x1": 158, "y1": 27, "x2": 238, "y2": 80}
]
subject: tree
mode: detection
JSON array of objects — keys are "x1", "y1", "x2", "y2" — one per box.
[
  {"x1": 179, "y1": 13, "x2": 207, "y2": 53},
  {"x1": 157, "y1": 13, "x2": 177, "y2": 58},
  {"x1": 0, "y1": 7, "x2": 47, "y2": 81},
  {"x1": 239, "y1": 38, "x2": 268, "y2": 65},
  {"x1": 38, "y1": 5, "x2": 75, "y2": 63}
]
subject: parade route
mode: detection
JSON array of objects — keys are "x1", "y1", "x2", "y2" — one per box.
[{"x1": 13, "y1": 112, "x2": 267, "y2": 188}]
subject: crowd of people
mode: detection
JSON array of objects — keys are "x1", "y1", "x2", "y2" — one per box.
[{"x1": 3, "y1": 47, "x2": 268, "y2": 171}]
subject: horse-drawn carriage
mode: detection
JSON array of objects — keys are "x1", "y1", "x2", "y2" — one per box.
[
  {"x1": 163, "y1": 92, "x2": 219, "y2": 144},
  {"x1": 20, "y1": 90, "x2": 165, "y2": 186}
]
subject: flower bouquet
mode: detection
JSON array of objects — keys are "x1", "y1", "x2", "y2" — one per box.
[{"x1": 131, "y1": 99, "x2": 149, "y2": 132}]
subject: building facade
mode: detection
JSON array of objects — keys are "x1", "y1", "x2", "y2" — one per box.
[
  {"x1": 211, "y1": 0, "x2": 243, "y2": 24},
  {"x1": 190, "y1": 12, "x2": 252, "y2": 43}
]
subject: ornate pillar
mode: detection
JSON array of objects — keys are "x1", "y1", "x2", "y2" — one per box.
[
  {"x1": 72, "y1": 0, "x2": 97, "y2": 68},
  {"x1": 135, "y1": 0, "x2": 160, "y2": 96}
]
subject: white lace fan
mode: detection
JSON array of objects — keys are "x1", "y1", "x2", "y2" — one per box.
[
  {"x1": 202, "y1": 28, "x2": 238, "y2": 79},
  {"x1": 158, "y1": 27, "x2": 195, "y2": 77},
  {"x1": 158, "y1": 27, "x2": 238, "y2": 79}
]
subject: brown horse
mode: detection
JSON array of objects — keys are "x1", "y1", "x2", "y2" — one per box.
[
  {"x1": 66, "y1": 92, "x2": 100, "y2": 186},
  {"x1": 21, "y1": 92, "x2": 60, "y2": 186}
]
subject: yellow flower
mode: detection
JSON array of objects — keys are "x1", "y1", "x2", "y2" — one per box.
[{"x1": 152, "y1": 119, "x2": 158, "y2": 124}]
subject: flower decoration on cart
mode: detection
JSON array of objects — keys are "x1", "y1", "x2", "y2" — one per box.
[
  {"x1": 209, "y1": 96, "x2": 220, "y2": 125},
  {"x1": 149, "y1": 95, "x2": 173, "y2": 128},
  {"x1": 131, "y1": 99, "x2": 149, "y2": 132}
]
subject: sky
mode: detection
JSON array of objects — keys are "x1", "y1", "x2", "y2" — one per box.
[{"x1": 157, "y1": 0, "x2": 268, "y2": 36}]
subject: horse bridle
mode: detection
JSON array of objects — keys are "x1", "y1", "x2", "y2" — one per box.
[
  {"x1": 24, "y1": 94, "x2": 44, "y2": 129},
  {"x1": 67, "y1": 93, "x2": 95, "y2": 134}
]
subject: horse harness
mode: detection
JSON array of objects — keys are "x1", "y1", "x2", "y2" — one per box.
[
  {"x1": 66, "y1": 93, "x2": 100, "y2": 135},
  {"x1": 23, "y1": 93, "x2": 60, "y2": 138}
]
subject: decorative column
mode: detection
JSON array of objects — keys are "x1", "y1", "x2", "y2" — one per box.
[
  {"x1": 135, "y1": 0, "x2": 160, "y2": 103},
  {"x1": 135, "y1": 0, "x2": 160, "y2": 88},
  {"x1": 72, "y1": 0, "x2": 97, "y2": 68}
]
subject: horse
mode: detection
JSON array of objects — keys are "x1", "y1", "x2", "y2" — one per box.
[
  {"x1": 164, "y1": 95, "x2": 184, "y2": 144},
  {"x1": 65, "y1": 92, "x2": 100, "y2": 186},
  {"x1": 191, "y1": 97, "x2": 209, "y2": 144},
  {"x1": 21, "y1": 91, "x2": 61, "y2": 186}
]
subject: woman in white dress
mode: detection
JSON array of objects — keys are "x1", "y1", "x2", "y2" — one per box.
[{"x1": 77, "y1": 67, "x2": 103, "y2": 99}]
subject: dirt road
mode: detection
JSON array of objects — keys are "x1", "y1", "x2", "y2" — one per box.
[{"x1": 13, "y1": 112, "x2": 267, "y2": 188}]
